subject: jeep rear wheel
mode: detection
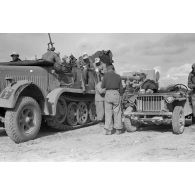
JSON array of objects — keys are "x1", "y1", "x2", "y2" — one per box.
[
  {"x1": 172, "y1": 106, "x2": 185, "y2": 134},
  {"x1": 5, "y1": 96, "x2": 42, "y2": 143},
  {"x1": 124, "y1": 117, "x2": 137, "y2": 132}
]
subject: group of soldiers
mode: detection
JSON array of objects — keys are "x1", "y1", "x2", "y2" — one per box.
[{"x1": 41, "y1": 47, "x2": 124, "y2": 135}]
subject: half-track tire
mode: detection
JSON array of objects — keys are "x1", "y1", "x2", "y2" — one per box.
[
  {"x1": 124, "y1": 117, "x2": 137, "y2": 132},
  {"x1": 88, "y1": 101, "x2": 97, "y2": 122},
  {"x1": 66, "y1": 102, "x2": 78, "y2": 126},
  {"x1": 172, "y1": 106, "x2": 185, "y2": 134},
  {"x1": 5, "y1": 96, "x2": 42, "y2": 143},
  {"x1": 46, "y1": 96, "x2": 67, "y2": 130},
  {"x1": 77, "y1": 102, "x2": 88, "y2": 125}
]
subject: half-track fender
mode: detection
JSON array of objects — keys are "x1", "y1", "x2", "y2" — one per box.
[
  {"x1": 46, "y1": 88, "x2": 69, "y2": 116},
  {"x1": 0, "y1": 80, "x2": 49, "y2": 115}
]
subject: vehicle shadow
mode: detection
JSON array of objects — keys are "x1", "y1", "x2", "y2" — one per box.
[
  {"x1": 0, "y1": 122, "x2": 98, "y2": 139},
  {"x1": 37, "y1": 122, "x2": 98, "y2": 139},
  {"x1": 137, "y1": 125, "x2": 172, "y2": 133}
]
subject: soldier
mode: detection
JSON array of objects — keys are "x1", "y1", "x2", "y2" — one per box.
[
  {"x1": 188, "y1": 63, "x2": 195, "y2": 123},
  {"x1": 61, "y1": 55, "x2": 72, "y2": 73},
  {"x1": 101, "y1": 65, "x2": 123, "y2": 135},
  {"x1": 95, "y1": 77, "x2": 106, "y2": 126},
  {"x1": 42, "y1": 47, "x2": 61, "y2": 72},
  {"x1": 10, "y1": 52, "x2": 21, "y2": 62},
  {"x1": 42, "y1": 47, "x2": 61, "y2": 64},
  {"x1": 81, "y1": 52, "x2": 95, "y2": 85},
  {"x1": 94, "y1": 58, "x2": 106, "y2": 82}
]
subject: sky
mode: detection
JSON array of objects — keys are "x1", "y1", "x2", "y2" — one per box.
[{"x1": 0, "y1": 33, "x2": 195, "y2": 87}]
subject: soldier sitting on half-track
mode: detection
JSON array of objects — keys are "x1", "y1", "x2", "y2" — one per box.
[{"x1": 122, "y1": 69, "x2": 193, "y2": 135}]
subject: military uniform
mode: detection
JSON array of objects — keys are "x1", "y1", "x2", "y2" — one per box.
[
  {"x1": 10, "y1": 58, "x2": 21, "y2": 62},
  {"x1": 188, "y1": 70, "x2": 195, "y2": 117},
  {"x1": 95, "y1": 82, "x2": 106, "y2": 122},
  {"x1": 42, "y1": 50, "x2": 61, "y2": 64},
  {"x1": 101, "y1": 68, "x2": 123, "y2": 134}
]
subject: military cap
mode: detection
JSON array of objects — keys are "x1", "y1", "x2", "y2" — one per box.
[
  {"x1": 82, "y1": 52, "x2": 89, "y2": 60},
  {"x1": 11, "y1": 52, "x2": 19, "y2": 57},
  {"x1": 95, "y1": 57, "x2": 100, "y2": 64},
  {"x1": 62, "y1": 55, "x2": 68, "y2": 60}
]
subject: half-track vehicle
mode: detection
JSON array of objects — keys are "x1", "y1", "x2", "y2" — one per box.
[
  {"x1": 0, "y1": 60, "x2": 97, "y2": 143},
  {"x1": 122, "y1": 70, "x2": 192, "y2": 134}
]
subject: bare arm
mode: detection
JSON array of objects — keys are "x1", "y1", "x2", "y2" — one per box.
[{"x1": 188, "y1": 73, "x2": 195, "y2": 89}]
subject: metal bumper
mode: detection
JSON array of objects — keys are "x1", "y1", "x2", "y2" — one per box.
[{"x1": 124, "y1": 111, "x2": 172, "y2": 116}]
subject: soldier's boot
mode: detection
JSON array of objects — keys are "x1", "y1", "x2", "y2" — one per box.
[
  {"x1": 115, "y1": 129, "x2": 123, "y2": 135},
  {"x1": 104, "y1": 129, "x2": 114, "y2": 135}
]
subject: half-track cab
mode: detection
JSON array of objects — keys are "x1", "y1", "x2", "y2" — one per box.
[
  {"x1": 0, "y1": 60, "x2": 97, "y2": 143},
  {"x1": 122, "y1": 70, "x2": 192, "y2": 134}
]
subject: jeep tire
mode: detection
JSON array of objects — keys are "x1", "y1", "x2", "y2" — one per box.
[
  {"x1": 172, "y1": 106, "x2": 185, "y2": 134},
  {"x1": 124, "y1": 117, "x2": 137, "y2": 132},
  {"x1": 5, "y1": 96, "x2": 42, "y2": 143}
]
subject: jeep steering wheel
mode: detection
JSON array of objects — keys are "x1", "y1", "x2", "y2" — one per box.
[{"x1": 172, "y1": 84, "x2": 188, "y2": 93}]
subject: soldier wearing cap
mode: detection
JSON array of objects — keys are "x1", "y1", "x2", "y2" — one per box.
[
  {"x1": 10, "y1": 52, "x2": 21, "y2": 62},
  {"x1": 188, "y1": 63, "x2": 195, "y2": 122},
  {"x1": 61, "y1": 55, "x2": 72, "y2": 73},
  {"x1": 94, "y1": 57, "x2": 107, "y2": 82},
  {"x1": 81, "y1": 52, "x2": 96, "y2": 86},
  {"x1": 101, "y1": 65, "x2": 123, "y2": 135}
]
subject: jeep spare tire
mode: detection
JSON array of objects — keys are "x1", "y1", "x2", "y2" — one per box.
[
  {"x1": 172, "y1": 106, "x2": 185, "y2": 134},
  {"x1": 5, "y1": 96, "x2": 42, "y2": 143}
]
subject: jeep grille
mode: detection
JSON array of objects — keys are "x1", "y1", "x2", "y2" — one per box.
[{"x1": 137, "y1": 95, "x2": 164, "y2": 112}]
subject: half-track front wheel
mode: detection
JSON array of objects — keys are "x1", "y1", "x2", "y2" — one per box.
[
  {"x1": 5, "y1": 96, "x2": 42, "y2": 143},
  {"x1": 172, "y1": 106, "x2": 185, "y2": 134},
  {"x1": 124, "y1": 117, "x2": 137, "y2": 132}
]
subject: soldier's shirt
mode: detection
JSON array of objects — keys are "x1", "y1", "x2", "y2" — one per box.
[
  {"x1": 101, "y1": 70, "x2": 123, "y2": 95},
  {"x1": 42, "y1": 51, "x2": 60, "y2": 63},
  {"x1": 10, "y1": 58, "x2": 21, "y2": 62}
]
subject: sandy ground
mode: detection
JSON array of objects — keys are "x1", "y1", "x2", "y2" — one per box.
[{"x1": 0, "y1": 123, "x2": 195, "y2": 161}]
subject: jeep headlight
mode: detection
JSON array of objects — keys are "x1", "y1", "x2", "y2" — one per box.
[{"x1": 165, "y1": 96, "x2": 175, "y2": 103}]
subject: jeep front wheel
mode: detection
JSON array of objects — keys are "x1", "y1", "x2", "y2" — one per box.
[
  {"x1": 172, "y1": 106, "x2": 185, "y2": 134},
  {"x1": 5, "y1": 96, "x2": 42, "y2": 143},
  {"x1": 124, "y1": 117, "x2": 137, "y2": 132}
]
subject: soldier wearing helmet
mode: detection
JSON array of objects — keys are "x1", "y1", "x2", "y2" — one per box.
[
  {"x1": 188, "y1": 63, "x2": 195, "y2": 122},
  {"x1": 10, "y1": 52, "x2": 21, "y2": 62}
]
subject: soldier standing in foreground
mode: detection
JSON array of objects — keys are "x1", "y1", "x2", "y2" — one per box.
[
  {"x1": 101, "y1": 65, "x2": 123, "y2": 135},
  {"x1": 188, "y1": 63, "x2": 195, "y2": 123}
]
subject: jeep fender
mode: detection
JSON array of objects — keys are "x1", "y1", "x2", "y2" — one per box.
[
  {"x1": 183, "y1": 98, "x2": 192, "y2": 116},
  {"x1": 0, "y1": 80, "x2": 48, "y2": 114}
]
